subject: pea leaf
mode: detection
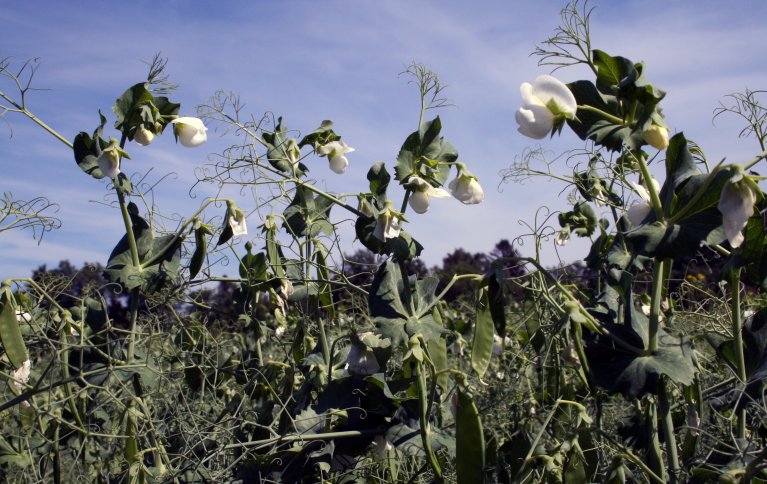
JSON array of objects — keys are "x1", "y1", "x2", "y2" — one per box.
[
  {"x1": 283, "y1": 186, "x2": 334, "y2": 237},
  {"x1": 394, "y1": 116, "x2": 456, "y2": 184},
  {"x1": 585, "y1": 294, "x2": 696, "y2": 397},
  {"x1": 369, "y1": 261, "x2": 447, "y2": 348}
]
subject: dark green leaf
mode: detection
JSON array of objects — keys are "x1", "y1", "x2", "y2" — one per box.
[
  {"x1": 566, "y1": 80, "x2": 642, "y2": 152},
  {"x1": 298, "y1": 120, "x2": 339, "y2": 148},
  {"x1": 593, "y1": 50, "x2": 636, "y2": 93},
  {"x1": 283, "y1": 186, "x2": 334, "y2": 237},
  {"x1": 263, "y1": 117, "x2": 308, "y2": 176},
  {"x1": 625, "y1": 209, "x2": 725, "y2": 259},
  {"x1": 585, "y1": 296, "x2": 696, "y2": 397},
  {"x1": 369, "y1": 261, "x2": 447, "y2": 348},
  {"x1": 72, "y1": 113, "x2": 109, "y2": 179},
  {"x1": 367, "y1": 161, "x2": 391, "y2": 202},
  {"x1": 394, "y1": 116, "x2": 456, "y2": 184},
  {"x1": 354, "y1": 214, "x2": 423, "y2": 260},
  {"x1": 104, "y1": 206, "x2": 182, "y2": 293}
]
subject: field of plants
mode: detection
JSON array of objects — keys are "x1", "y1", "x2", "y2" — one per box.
[{"x1": 3, "y1": 2, "x2": 767, "y2": 482}]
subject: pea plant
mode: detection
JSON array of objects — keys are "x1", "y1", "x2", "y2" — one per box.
[{"x1": 2, "y1": 2, "x2": 767, "y2": 482}]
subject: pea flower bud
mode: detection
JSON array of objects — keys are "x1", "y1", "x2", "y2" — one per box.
[
  {"x1": 134, "y1": 125, "x2": 155, "y2": 146},
  {"x1": 642, "y1": 123, "x2": 669, "y2": 150},
  {"x1": 97, "y1": 141, "x2": 123, "y2": 179}
]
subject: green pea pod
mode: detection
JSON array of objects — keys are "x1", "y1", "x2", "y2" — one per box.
[
  {"x1": 189, "y1": 225, "x2": 207, "y2": 279},
  {"x1": 471, "y1": 289, "x2": 494, "y2": 379},
  {"x1": 0, "y1": 288, "x2": 28, "y2": 368},
  {"x1": 456, "y1": 389, "x2": 485, "y2": 484}
]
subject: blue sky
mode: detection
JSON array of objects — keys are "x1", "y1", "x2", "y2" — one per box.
[{"x1": 2, "y1": 1, "x2": 767, "y2": 278}]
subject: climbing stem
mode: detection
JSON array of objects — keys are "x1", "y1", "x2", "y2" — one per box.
[{"x1": 730, "y1": 267, "x2": 747, "y2": 439}]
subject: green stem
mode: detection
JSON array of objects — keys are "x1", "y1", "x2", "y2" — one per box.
[
  {"x1": 116, "y1": 189, "x2": 141, "y2": 268},
  {"x1": 646, "y1": 401, "x2": 667, "y2": 482},
  {"x1": 635, "y1": 152, "x2": 664, "y2": 221},
  {"x1": 730, "y1": 267, "x2": 747, "y2": 439},
  {"x1": 0, "y1": 92, "x2": 74, "y2": 149},
  {"x1": 648, "y1": 259, "x2": 665, "y2": 352},
  {"x1": 743, "y1": 147, "x2": 767, "y2": 171},
  {"x1": 416, "y1": 359, "x2": 443, "y2": 482},
  {"x1": 126, "y1": 287, "x2": 140, "y2": 362},
  {"x1": 658, "y1": 378, "x2": 680, "y2": 483},
  {"x1": 577, "y1": 104, "x2": 625, "y2": 125}
]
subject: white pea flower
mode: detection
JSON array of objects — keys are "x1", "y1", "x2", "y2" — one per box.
[
  {"x1": 97, "y1": 144, "x2": 122, "y2": 179},
  {"x1": 15, "y1": 311, "x2": 30, "y2": 322},
  {"x1": 643, "y1": 123, "x2": 669, "y2": 150},
  {"x1": 317, "y1": 140, "x2": 355, "y2": 174},
  {"x1": 279, "y1": 278, "x2": 294, "y2": 300},
  {"x1": 224, "y1": 204, "x2": 248, "y2": 237},
  {"x1": 718, "y1": 173, "x2": 758, "y2": 248},
  {"x1": 134, "y1": 125, "x2": 155, "y2": 146},
  {"x1": 406, "y1": 176, "x2": 449, "y2": 214},
  {"x1": 170, "y1": 117, "x2": 207, "y2": 147},
  {"x1": 516, "y1": 75, "x2": 577, "y2": 139},
  {"x1": 345, "y1": 337, "x2": 380, "y2": 376},
  {"x1": 556, "y1": 228, "x2": 571, "y2": 246},
  {"x1": 492, "y1": 334, "x2": 513, "y2": 356},
  {"x1": 12, "y1": 359, "x2": 31, "y2": 392},
  {"x1": 448, "y1": 170, "x2": 485, "y2": 205},
  {"x1": 627, "y1": 177, "x2": 660, "y2": 226},
  {"x1": 373, "y1": 203, "x2": 403, "y2": 242}
]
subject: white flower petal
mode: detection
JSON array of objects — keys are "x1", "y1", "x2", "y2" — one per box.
[
  {"x1": 718, "y1": 182, "x2": 756, "y2": 248},
  {"x1": 532, "y1": 75, "x2": 577, "y2": 117},
  {"x1": 226, "y1": 208, "x2": 248, "y2": 237},
  {"x1": 346, "y1": 343, "x2": 380, "y2": 376},
  {"x1": 12, "y1": 359, "x2": 31, "y2": 392},
  {"x1": 171, "y1": 117, "x2": 207, "y2": 147},
  {"x1": 627, "y1": 202, "x2": 652, "y2": 226},
  {"x1": 448, "y1": 176, "x2": 485, "y2": 204},
  {"x1": 329, "y1": 154, "x2": 349, "y2": 174},
  {"x1": 97, "y1": 149, "x2": 121, "y2": 179},
  {"x1": 409, "y1": 191, "x2": 431, "y2": 214},
  {"x1": 134, "y1": 126, "x2": 155, "y2": 146},
  {"x1": 427, "y1": 187, "x2": 451, "y2": 198},
  {"x1": 516, "y1": 105, "x2": 555, "y2": 139},
  {"x1": 633, "y1": 183, "x2": 651, "y2": 203}
]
